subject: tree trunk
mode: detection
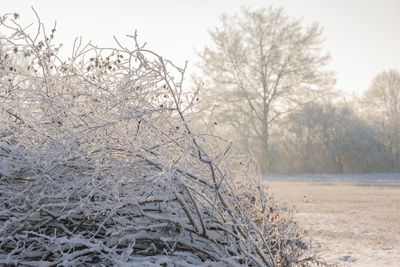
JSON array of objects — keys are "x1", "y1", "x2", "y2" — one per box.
[{"x1": 261, "y1": 123, "x2": 270, "y2": 173}]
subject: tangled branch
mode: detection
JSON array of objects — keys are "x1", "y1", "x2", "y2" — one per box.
[{"x1": 0, "y1": 12, "x2": 315, "y2": 266}]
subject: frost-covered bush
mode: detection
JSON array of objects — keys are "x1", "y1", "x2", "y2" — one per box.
[{"x1": 0, "y1": 12, "x2": 315, "y2": 266}]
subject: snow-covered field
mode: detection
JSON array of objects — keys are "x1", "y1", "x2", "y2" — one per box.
[{"x1": 264, "y1": 173, "x2": 400, "y2": 266}]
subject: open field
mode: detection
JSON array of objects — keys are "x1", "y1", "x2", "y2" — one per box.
[{"x1": 264, "y1": 176, "x2": 400, "y2": 266}]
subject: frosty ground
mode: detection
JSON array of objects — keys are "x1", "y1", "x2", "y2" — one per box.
[{"x1": 264, "y1": 173, "x2": 400, "y2": 266}]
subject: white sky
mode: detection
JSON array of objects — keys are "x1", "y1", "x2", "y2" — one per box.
[{"x1": 2, "y1": 0, "x2": 400, "y2": 95}]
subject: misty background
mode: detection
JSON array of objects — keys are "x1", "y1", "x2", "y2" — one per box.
[
  {"x1": 3, "y1": 0, "x2": 400, "y2": 174},
  {"x1": 193, "y1": 6, "x2": 399, "y2": 173}
]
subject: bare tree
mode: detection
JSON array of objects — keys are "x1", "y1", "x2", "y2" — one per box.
[
  {"x1": 279, "y1": 102, "x2": 388, "y2": 173},
  {"x1": 197, "y1": 7, "x2": 335, "y2": 172},
  {"x1": 363, "y1": 69, "x2": 400, "y2": 170}
]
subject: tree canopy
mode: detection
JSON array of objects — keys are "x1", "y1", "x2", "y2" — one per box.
[
  {"x1": 197, "y1": 7, "x2": 335, "y2": 172},
  {"x1": 363, "y1": 69, "x2": 400, "y2": 170}
]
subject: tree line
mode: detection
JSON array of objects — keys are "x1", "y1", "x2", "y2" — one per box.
[{"x1": 195, "y1": 7, "x2": 400, "y2": 173}]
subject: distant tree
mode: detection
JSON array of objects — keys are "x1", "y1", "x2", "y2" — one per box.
[
  {"x1": 363, "y1": 69, "x2": 400, "y2": 170},
  {"x1": 196, "y1": 7, "x2": 335, "y2": 172},
  {"x1": 279, "y1": 102, "x2": 388, "y2": 173}
]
